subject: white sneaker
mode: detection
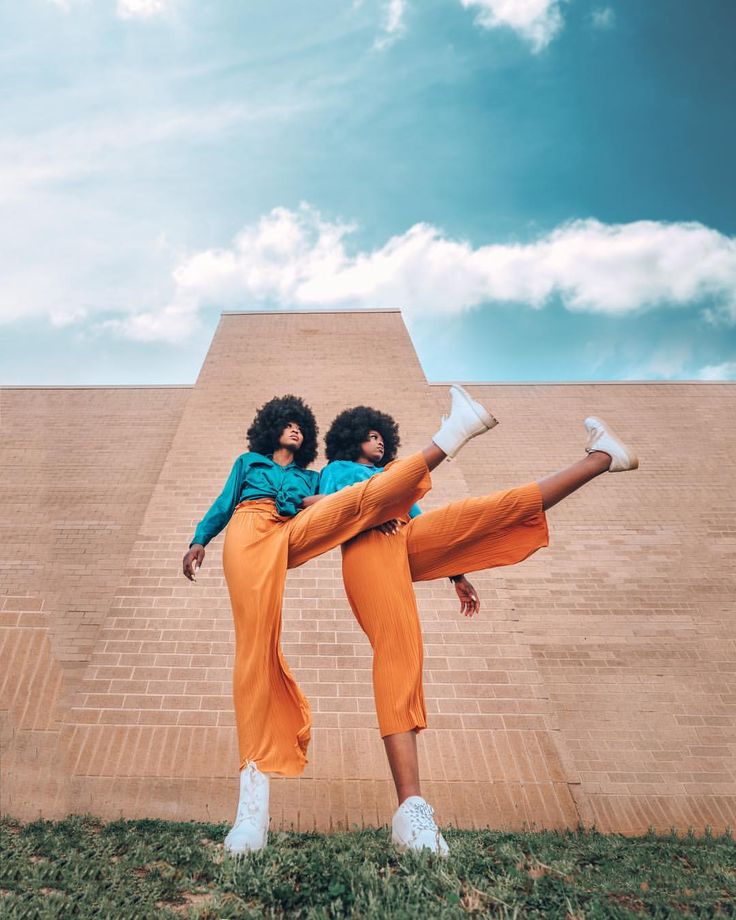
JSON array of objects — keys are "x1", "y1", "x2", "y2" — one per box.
[
  {"x1": 224, "y1": 761, "x2": 270, "y2": 855},
  {"x1": 391, "y1": 795, "x2": 450, "y2": 857},
  {"x1": 584, "y1": 416, "x2": 639, "y2": 472},
  {"x1": 432, "y1": 384, "x2": 499, "y2": 459}
]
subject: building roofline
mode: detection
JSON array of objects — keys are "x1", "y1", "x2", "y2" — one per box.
[
  {"x1": 429, "y1": 380, "x2": 735, "y2": 386},
  {"x1": 0, "y1": 385, "x2": 194, "y2": 390},
  {"x1": 220, "y1": 308, "x2": 401, "y2": 316},
  {"x1": 3, "y1": 381, "x2": 731, "y2": 391}
]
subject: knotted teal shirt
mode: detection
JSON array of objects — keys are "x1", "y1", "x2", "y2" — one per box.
[
  {"x1": 318, "y1": 460, "x2": 423, "y2": 518},
  {"x1": 190, "y1": 452, "x2": 319, "y2": 547}
]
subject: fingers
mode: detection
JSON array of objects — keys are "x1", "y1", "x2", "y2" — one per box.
[
  {"x1": 183, "y1": 558, "x2": 195, "y2": 581},
  {"x1": 459, "y1": 590, "x2": 480, "y2": 618},
  {"x1": 378, "y1": 519, "x2": 402, "y2": 535},
  {"x1": 182, "y1": 549, "x2": 203, "y2": 582}
]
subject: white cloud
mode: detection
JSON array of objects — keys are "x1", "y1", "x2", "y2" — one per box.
[
  {"x1": 459, "y1": 0, "x2": 565, "y2": 52},
  {"x1": 624, "y1": 346, "x2": 691, "y2": 381},
  {"x1": 698, "y1": 361, "x2": 736, "y2": 381},
  {"x1": 46, "y1": 0, "x2": 174, "y2": 18},
  {"x1": 374, "y1": 0, "x2": 408, "y2": 50},
  {"x1": 116, "y1": 0, "x2": 173, "y2": 19},
  {"x1": 0, "y1": 100, "x2": 311, "y2": 204},
  {"x1": 107, "y1": 204, "x2": 736, "y2": 341},
  {"x1": 591, "y1": 6, "x2": 615, "y2": 30}
]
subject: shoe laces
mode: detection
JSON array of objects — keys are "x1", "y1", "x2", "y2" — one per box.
[{"x1": 403, "y1": 799, "x2": 439, "y2": 834}]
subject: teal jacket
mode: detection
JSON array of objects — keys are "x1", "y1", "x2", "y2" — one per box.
[
  {"x1": 318, "y1": 460, "x2": 422, "y2": 518},
  {"x1": 190, "y1": 452, "x2": 319, "y2": 547}
]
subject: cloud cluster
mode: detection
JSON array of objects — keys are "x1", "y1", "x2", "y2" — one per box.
[
  {"x1": 459, "y1": 0, "x2": 565, "y2": 52},
  {"x1": 374, "y1": 0, "x2": 408, "y2": 50},
  {"x1": 117, "y1": 0, "x2": 172, "y2": 19},
  {"x1": 698, "y1": 361, "x2": 736, "y2": 381},
  {"x1": 47, "y1": 0, "x2": 174, "y2": 19},
  {"x1": 591, "y1": 6, "x2": 615, "y2": 30},
  {"x1": 108, "y1": 204, "x2": 736, "y2": 341},
  {"x1": 47, "y1": 0, "x2": 585, "y2": 51}
]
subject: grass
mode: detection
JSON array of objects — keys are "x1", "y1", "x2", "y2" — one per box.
[{"x1": 1, "y1": 816, "x2": 734, "y2": 919}]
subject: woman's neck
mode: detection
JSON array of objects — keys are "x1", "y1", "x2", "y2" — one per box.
[
  {"x1": 271, "y1": 447, "x2": 295, "y2": 467},
  {"x1": 356, "y1": 456, "x2": 374, "y2": 466}
]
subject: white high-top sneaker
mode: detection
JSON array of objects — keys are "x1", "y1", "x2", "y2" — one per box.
[
  {"x1": 432, "y1": 385, "x2": 498, "y2": 459},
  {"x1": 584, "y1": 417, "x2": 639, "y2": 472},
  {"x1": 391, "y1": 796, "x2": 450, "y2": 857},
  {"x1": 224, "y1": 761, "x2": 270, "y2": 856}
]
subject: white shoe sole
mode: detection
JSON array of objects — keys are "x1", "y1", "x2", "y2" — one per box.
[
  {"x1": 224, "y1": 829, "x2": 268, "y2": 856},
  {"x1": 451, "y1": 384, "x2": 499, "y2": 430},
  {"x1": 391, "y1": 833, "x2": 449, "y2": 857},
  {"x1": 584, "y1": 416, "x2": 639, "y2": 472}
]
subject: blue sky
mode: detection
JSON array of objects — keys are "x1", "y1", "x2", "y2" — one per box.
[{"x1": 1, "y1": 0, "x2": 735, "y2": 384}]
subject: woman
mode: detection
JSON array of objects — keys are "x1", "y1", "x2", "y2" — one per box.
[
  {"x1": 317, "y1": 408, "x2": 638, "y2": 856},
  {"x1": 181, "y1": 386, "x2": 498, "y2": 855}
]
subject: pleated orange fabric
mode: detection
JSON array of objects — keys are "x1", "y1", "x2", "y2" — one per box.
[
  {"x1": 341, "y1": 481, "x2": 548, "y2": 737},
  {"x1": 221, "y1": 451, "x2": 431, "y2": 776}
]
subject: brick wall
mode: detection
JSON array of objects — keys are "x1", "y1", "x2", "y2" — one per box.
[
  {"x1": 1, "y1": 312, "x2": 733, "y2": 835},
  {"x1": 0, "y1": 387, "x2": 190, "y2": 817}
]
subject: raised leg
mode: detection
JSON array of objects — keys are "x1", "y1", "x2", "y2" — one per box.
[
  {"x1": 406, "y1": 483, "x2": 549, "y2": 582},
  {"x1": 537, "y1": 452, "x2": 610, "y2": 511},
  {"x1": 287, "y1": 452, "x2": 431, "y2": 568}
]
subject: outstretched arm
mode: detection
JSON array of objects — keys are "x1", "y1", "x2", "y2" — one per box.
[{"x1": 182, "y1": 456, "x2": 244, "y2": 581}]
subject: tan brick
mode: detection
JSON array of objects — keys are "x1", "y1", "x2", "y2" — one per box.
[{"x1": 2, "y1": 311, "x2": 735, "y2": 835}]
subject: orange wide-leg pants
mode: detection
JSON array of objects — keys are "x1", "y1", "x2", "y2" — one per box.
[
  {"x1": 341, "y1": 481, "x2": 549, "y2": 737},
  {"x1": 221, "y1": 452, "x2": 431, "y2": 776}
]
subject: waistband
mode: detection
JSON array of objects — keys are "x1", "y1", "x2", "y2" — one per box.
[{"x1": 234, "y1": 498, "x2": 288, "y2": 518}]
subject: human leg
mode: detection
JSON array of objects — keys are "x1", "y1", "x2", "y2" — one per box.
[
  {"x1": 406, "y1": 483, "x2": 549, "y2": 581},
  {"x1": 223, "y1": 504, "x2": 312, "y2": 777},
  {"x1": 221, "y1": 503, "x2": 313, "y2": 856},
  {"x1": 287, "y1": 452, "x2": 433, "y2": 567},
  {"x1": 537, "y1": 452, "x2": 609, "y2": 510},
  {"x1": 341, "y1": 530, "x2": 427, "y2": 740},
  {"x1": 517, "y1": 414, "x2": 639, "y2": 511},
  {"x1": 406, "y1": 415, "x2": 638, "y2": 580},
  {"x1": 341, "y1": 530, "x2": 449, "y2": 855}
]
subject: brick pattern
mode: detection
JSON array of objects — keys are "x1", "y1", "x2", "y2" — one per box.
[
  {"x1": 1, "y1": 315, "x2": 734, "y2": 835},
  {"x1": 453, "y1": 382, "x2": 736, "y2": 833},
  {"x1": 0, "y1": 387, "x2": 189, "y2": 817}
]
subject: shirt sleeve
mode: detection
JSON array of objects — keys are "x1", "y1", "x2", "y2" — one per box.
[
  {"x1": 318, "y1": 462, "x2": 361, "y2": 495},
  {"x1": 408, "y1": 503, "x2": 422, "y2": 518},
  {"x1": 190, "y1": 455, "x2": 244, "y2": 548}
]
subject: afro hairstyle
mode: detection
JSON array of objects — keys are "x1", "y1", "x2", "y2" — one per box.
[
  {"x1": 324, "y1": 406, "x2": 400, "y2": 466},
  {"x1": 246, "y1": 394, "x2": 318, "y2": 468}
]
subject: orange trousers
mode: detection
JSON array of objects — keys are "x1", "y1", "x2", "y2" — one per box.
[
  {"x1": 221, "y1": 452, "x2": 431, "y2": 777},
  {"x1": 341, "y1": 481, "x2": 549, "y2": 737}
]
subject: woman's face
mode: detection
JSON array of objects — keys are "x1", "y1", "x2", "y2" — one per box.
[
  {"x1": 359, "y1": 429, "x2": 385, "y2": 464},
  {"x1": 279, "y1": 421, "x2": 304, "y2": 452}
]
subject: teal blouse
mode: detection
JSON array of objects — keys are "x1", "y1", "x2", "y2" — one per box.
[
  {"x1": 318, "y1": 460, "x2": 422, "y2": 518},
  {"x1": 190, "y1": 452, "x2": 319, "y2": 547}
]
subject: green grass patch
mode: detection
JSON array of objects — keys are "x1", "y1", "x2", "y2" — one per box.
[{"x1": 1, "y1": 815, "x2": 734, "y2": 918}]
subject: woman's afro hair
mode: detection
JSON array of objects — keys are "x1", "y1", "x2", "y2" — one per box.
[
  {"x1": 324, "y1": 406, "x2": 400, "y2": 466},
  {"x1": 246, "y1": 395, "x2": 318, "y2": 468}
]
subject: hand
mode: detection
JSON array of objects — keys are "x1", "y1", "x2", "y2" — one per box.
[
  {"x1": 453, "y1": 576, "x2": 479, "y2": 618},
  {"x1": 301, "y1": 494, "x2": 327, "y2": 509},
  {"x1": 376, "y1": 518, "x2": 403, "y2": 535},
  {"x1": 183, "y1": 544, "x2": 205, "y2": 581}
]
